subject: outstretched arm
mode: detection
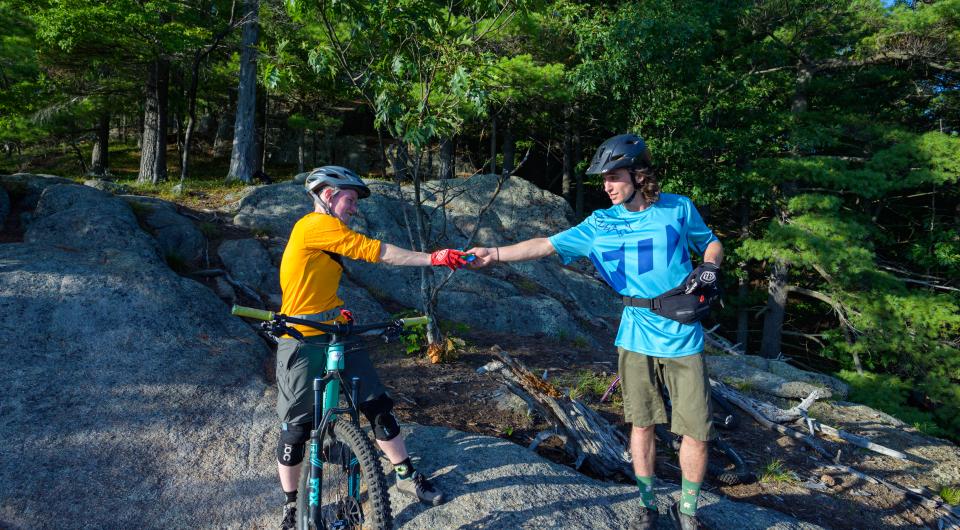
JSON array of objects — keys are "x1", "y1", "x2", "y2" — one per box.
[
  {"x1": 467, "y1": 238, "x2": 556, "y2": 267},
  {"x1": 380, "y1": 243, "x2": 470, "y2": 270},
  {"x1": 379, "y1": 243, "x2": 431, "y2": 266}
]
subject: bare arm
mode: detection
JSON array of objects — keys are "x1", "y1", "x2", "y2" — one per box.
[
  {"x1": 703, "y1": 240, "x2": 723, "y2": 266},
  {"x1": 379, "y1": 243, "x2": 431, "y2": 266},
  {"x1": 467, "y1": 238, "x2": 556, "y2": 266}
]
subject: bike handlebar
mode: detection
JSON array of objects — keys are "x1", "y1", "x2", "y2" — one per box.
[{"x1": 231, "y1": 304, "x2": 429, "y2": 336}]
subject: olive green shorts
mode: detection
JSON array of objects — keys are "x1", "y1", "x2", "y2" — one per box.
[
  {"x1": 276, "y1": 335, "x2": 386, "y2": 427},
  {"x1": 618, "y1": 348, "x2": 717, "y2": 442}
]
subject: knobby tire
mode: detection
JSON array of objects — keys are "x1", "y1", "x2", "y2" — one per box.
[{"x1": 297, "y1": 420, "x2": 392, "y2": 530}]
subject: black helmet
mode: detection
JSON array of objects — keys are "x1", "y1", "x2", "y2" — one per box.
[
  {"x1": 586, "y1": 134, "x2": 650, "y2": 175},
  {"x1": 304, "y1": 165, "x2": 371, "y2": 199}
]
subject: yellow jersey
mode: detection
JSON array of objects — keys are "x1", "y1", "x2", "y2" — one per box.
[{"x1": 279, "y1": 212, "x2": 382, "y2": 335}]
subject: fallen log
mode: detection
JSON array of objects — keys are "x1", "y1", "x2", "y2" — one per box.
[{"x1": 477, "y1": 346, "x2": 632, "y2": 477}]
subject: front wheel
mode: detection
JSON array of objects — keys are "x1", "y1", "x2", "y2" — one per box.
[{"x1": 297, "y1": 420, "x2": 393, "y2": 530}]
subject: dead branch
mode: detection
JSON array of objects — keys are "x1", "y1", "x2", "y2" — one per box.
[
  {"x1": 796, "y1": 418, "x2": 911, "y2": 461},
  {"x1": 189, "y1": 268, "x2": 263, "y2": 305},
  {"x1": 704, "y1": 327, "x2": 744, "y2": 355},
  {"x1": 713, "y1": 380, "x2": 960, "y2": 523},
  {"x1": 477, "y1": 347, "x2": 632, "y2": 477}
]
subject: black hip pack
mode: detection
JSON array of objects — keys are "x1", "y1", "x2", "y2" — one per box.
[{"x1": 622, "y1": 285, "x2": 720, "y2": 324}]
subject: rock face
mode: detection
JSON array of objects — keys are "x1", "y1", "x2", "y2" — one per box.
[
  {"x1": 0, "y1": 183, "x2": 278, "y2": 528},
  {"x1": 707, "y1": 354, "x2": 849, "y2": 399},
  {"x1": 0, "y1": 185, "x2": 9, "y2": 229},
  {"x1": 121, "y1": 195, "x2": 208, "y2": 266},
  {"x1": 0, "y1": 173, "x2": 75, "y2": 210},
  {"x1": 218, "y1": 237, "x2": 279, "y2": 296},
  {"x1": 393, "y1": 425, "x2": 825, "y2": 530},
  {"x1": 232, "y1": 176, "x2": 620, "y2": 339}
]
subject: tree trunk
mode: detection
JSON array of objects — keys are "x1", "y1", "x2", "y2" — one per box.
[
  {"x1": 439, "y1": 137, "x2": 454, "y2": 179},
  {"x1": 562, "y1": 115, "x2": 574, "y2": 205},
  {"x1": 760, "y1": 62, "x2": 810, "y2": 358},
  {"x1": 488, "y1": 114, "x2": 496, "y2": 175},
  {"x1": 574, "y1": 134, "x2": 584, "y2": 219},
  {"x1": 180, "y1": 49, "x2": 203, "y2": 182},
  {"x1": 90, "y1": 111, "x2": 110, "y2": 176},
  {"x1": 410, "y1": 151, "x2": 440, "y2": 345},
  {"x1": 760, "y1": 260, "x2": 788, "y2": 358},
  {"x1": 227, "y1": 0, "x2": 260, "y2": 183},
  {"x1": 297, "y1": 128, "x2": 305, "y2": 173},
  {"x1": 501, "y1": 123, "x2": 515, "y2": 175},
  {"x1": 736, "y1": 197, "x2": 750, "y2": 354},
  {"x1": 138, "y1": 58, "x2": 170, "y2": 184},
  {"x1": 259, "y1": 90, "x2": 268, "y2": 172}
]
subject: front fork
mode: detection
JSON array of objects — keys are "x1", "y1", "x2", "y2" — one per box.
[{"x1": 307, "y1": 338, "x2": 362, "y2": 527}]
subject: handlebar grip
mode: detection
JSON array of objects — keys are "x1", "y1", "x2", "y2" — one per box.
[
  {"x1": 400, "y1": 316, "x2": 429, "y2": 327},
  {"x1": 231, "y1": 305, "x2": 275, "y2": 321}
]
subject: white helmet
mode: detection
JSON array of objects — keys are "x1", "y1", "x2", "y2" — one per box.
[{"x1": 304, "y1": 166, "x2": 371, "y2": 199}]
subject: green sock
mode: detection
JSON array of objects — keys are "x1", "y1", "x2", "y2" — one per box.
[
  {"x1": 635, "y1": 475, "x2": 657, "y2": 511},
  {"x1": 680, "y1": 477, "x2": 702, "y2": 516}
]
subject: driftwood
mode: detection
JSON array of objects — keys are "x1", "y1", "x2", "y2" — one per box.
[
  {"x1": 711, "y1": 380, "x2": 960, "y2": 526},
  {"x1": 477, "y1": 346, "x2": 632, "y2": 477}
]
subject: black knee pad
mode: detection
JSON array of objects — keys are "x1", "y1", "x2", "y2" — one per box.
[
  {"x1": 277, "y1": 423, "x2": 310, "y2": 467},
  {"x1": 359, "y1": 395, "x2": 400, "y2": 441}
]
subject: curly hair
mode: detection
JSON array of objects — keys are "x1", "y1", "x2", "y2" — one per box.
[{"x1": 631, "y1": 154, "x2": 660, "y2": 205}]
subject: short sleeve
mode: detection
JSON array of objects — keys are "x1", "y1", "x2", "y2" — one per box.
[
  {"x1": 548, "y1": 217, "x2": 597, "y2": 265},
  {"x1": 303, "y1": 216, "x2": 382, "y2": 263},
  {"x1": 684, "y1": 198, "x2": 718, "y2": 255}
]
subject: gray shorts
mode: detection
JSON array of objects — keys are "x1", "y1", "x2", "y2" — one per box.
[{"x1": 276, "y1": 335, "x2": 386, "y2": 427}]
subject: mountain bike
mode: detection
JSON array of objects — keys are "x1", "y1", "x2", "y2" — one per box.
[{"x1": 232, "y1": 304, "x2": 428, "y2": 530}]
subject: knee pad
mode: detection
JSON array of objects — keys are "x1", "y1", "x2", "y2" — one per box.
[
  {"x1": 277, "y1": 423, "x2": 310, "y2": 467},
  {"x1": 359, "y1": 395, "x2": 400, "y2": 441}
]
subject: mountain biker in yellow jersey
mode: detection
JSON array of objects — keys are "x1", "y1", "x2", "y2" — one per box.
[
  {"x1": 468, "y1": 135, "x2": 723, "y2": 530},
  {"x1": 276, "y1": 165, "x2": 468, "y2": 529}
]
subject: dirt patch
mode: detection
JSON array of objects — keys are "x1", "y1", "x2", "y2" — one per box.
[{"x1": 365, "y1": 329, "x2": 953, "y2": 530}]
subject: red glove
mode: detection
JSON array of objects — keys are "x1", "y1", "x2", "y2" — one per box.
[{"x1": 430, "y1": 249, "x2": 469, "y2": 271}]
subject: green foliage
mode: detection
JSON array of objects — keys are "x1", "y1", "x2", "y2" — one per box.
[
  {"x1": 837, "y1": 370, "x2": 952, "y2": 439},
  {"x1": 393, "y1": 310, "x2": 428, "y2": 355},
  {"x1": 940, "y1": 485, "x2": 960, "y2": 506},
  {"x1": 559, "y1": 370, "x2": 615, "y2": 402}
]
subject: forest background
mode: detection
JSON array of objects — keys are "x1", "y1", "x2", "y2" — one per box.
[{"x1": 1, "y1": 0, "x2": 958, "y2": 440}]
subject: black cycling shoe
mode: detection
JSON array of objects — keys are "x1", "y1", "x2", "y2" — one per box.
[
  {"x1": 668, "y1": 500, "x2": 705, "y2": 530},
  {"x1": 280, "y1": 501, "x2": 297, "y2": 530},
  {"x1": 396, "y1": 470, "x2": 445, "y2": 506},
  {"x1": 629, "y1": 506, "x2": 660, "y2": 530}
]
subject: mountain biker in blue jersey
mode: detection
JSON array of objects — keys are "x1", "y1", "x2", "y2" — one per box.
[{"x1": 468, "y1": 134, "x2": 723, "y2": 530}]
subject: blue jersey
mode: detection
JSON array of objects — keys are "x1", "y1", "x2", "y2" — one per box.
[{"x1": 548, "y1": 193, "x2": 718, "y2": 357}]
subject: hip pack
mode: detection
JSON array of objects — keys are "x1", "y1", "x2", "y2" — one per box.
[{"x1": 622, "y1": 284, "x2": 721, "y2": 324}]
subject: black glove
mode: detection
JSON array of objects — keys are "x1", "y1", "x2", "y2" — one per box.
[{"x1": 684, "y1": 262, "x2": 720, "y2": 294}]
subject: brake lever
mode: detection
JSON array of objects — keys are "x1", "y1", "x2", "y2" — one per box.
[
  {"x1": 264, "y1": 320, "x2": 304, "y2": 341},
  {"x1": 380, "y1": 322, "x2": 403, "y2": 343}
]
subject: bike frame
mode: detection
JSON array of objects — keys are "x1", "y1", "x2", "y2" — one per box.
[{"x1": 305, "y1": 333, "x2": 363, "y2": 528}]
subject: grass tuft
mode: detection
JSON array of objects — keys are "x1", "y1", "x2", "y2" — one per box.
[{"x1": 759, "y1": 458, "x2": 799, "y2": 485}]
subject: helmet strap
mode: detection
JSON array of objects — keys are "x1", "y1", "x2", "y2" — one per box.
[
  {"x1": 314, "y1": 187, "x2": 342, "y2": 219},
  {"x1": 624, "y1": 171, "x2": 642, "y2": 206}
]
